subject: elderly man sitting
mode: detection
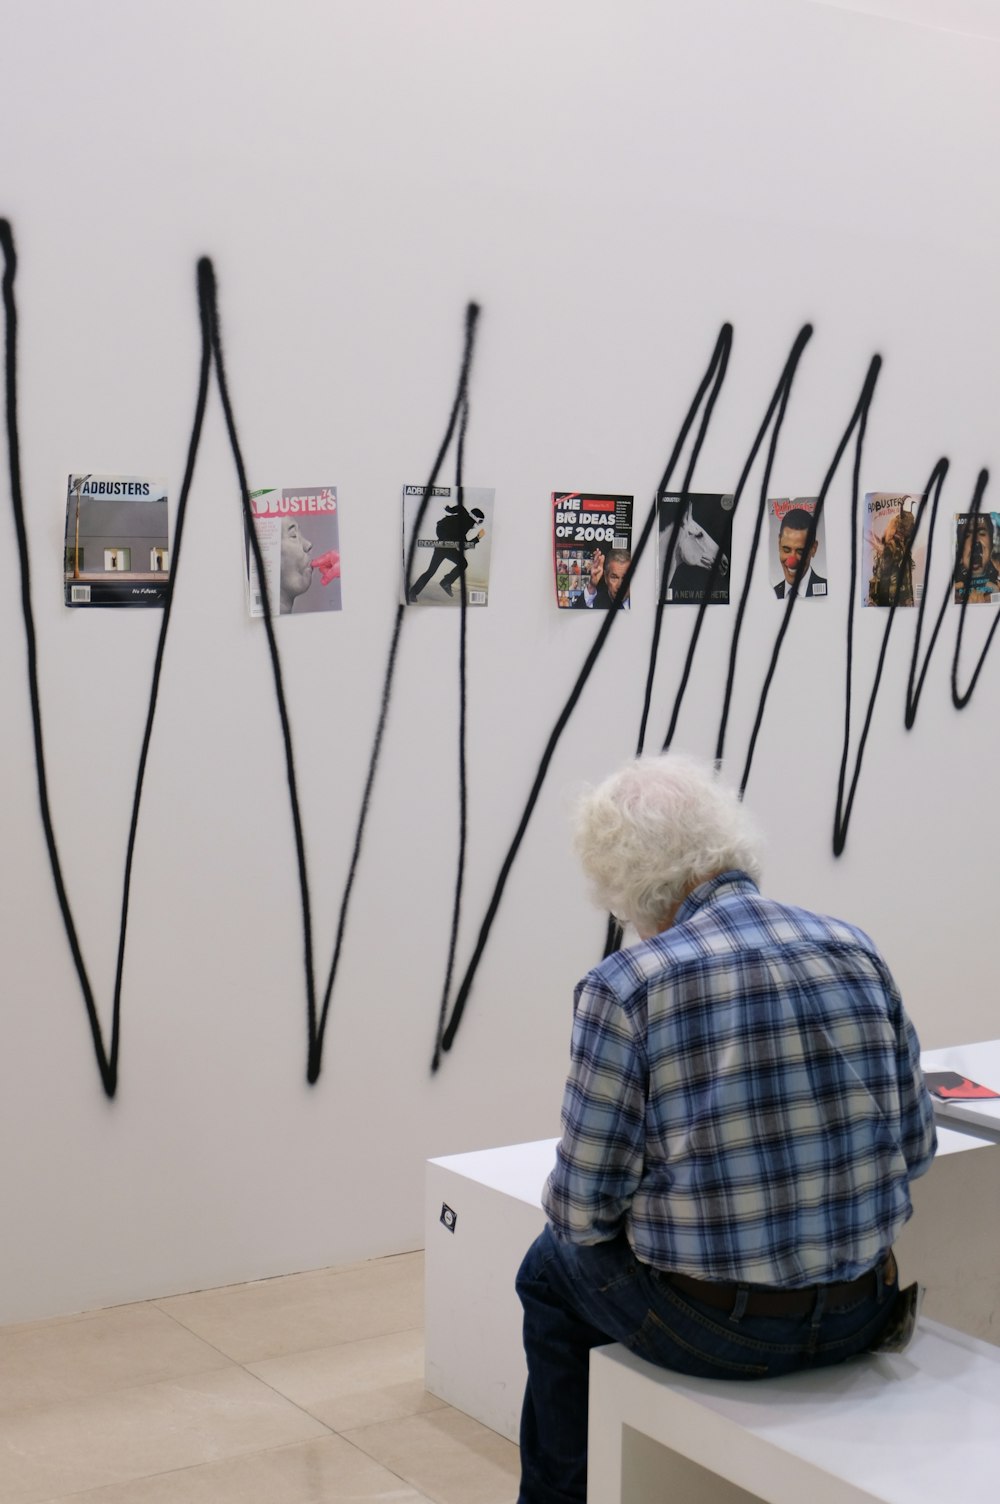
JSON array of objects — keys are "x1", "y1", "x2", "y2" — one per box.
[{"x1": 515, "y1": 753, "x2": 936, "y2": 1504}]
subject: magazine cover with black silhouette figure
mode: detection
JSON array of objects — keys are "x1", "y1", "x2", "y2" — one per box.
[{"x1": 402, "y1": 484, "x2": 495, "y2": 606}]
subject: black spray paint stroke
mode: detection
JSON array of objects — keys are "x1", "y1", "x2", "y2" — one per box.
[
  {"x1": 435, "y1": 325, "x2": 734, "y2": 1065},
  {"x1": 431, "y1": 391, "x2": 472, "y2": 1071},
  {"x1": 599, "y1": 324, "x2": 813, "y2": 957},
  {"x1": 879, "y1": 459, "x2": 990, "y2": 694},
  {"x1": 887, "y1": 459, "x2": 994, "y2": 726},
  {"x1": 661, "y1": 328, "x2": 813, "y2": 759},
  {"x1": 904, "y1": 458, "x2": 951, "y2": 728},
  {"x1": 1, "y1": 220, "x2": 214, "y2": 1098},
  {"x1": 948, "y1": 470, "x2": 998, "y2": 708},
  {"x1": 741, "y1": 357, "x2": 881, "y2": 820},
  {"x1": 200, "y1": 260, "x2": 319, "y2": 1069},
  {"x1": 313, "y1": 305, "x2": 481, "y2": 1082},
  {"x1": 208, "y1": 285, "x2": 481, "y2": 1086},
  {"x1": 831, "y1": 457, "x2": 994, "y2": 853},
  {"x1": 633, "y1": 326, "x2": 734, "y2": 756},
  {"x1": 713, "y1": 329, "x2": 815, "y2": 765}
]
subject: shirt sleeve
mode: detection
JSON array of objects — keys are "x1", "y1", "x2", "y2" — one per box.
[
  {"x1": 542, "y1": 970, "x2": 647, "y2": 1243},
  {"x1": 894, "y1": 996, "x2": 937, "y2": 1182}
]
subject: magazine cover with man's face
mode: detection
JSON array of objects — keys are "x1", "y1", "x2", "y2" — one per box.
[{"x1": 768, "y1": 498, "x2": 828, "y2": 600}]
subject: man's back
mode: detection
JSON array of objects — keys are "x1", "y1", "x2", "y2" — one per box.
[{"x1": 545, "y1": 872, "x2": 935, "y2": 1286}]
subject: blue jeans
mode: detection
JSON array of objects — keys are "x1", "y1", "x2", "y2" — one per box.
[{"x1": 515, "y1": 1226, "x2": 900, "y2": 1504}]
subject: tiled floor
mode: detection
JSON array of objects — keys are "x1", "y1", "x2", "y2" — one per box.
[{"x1": 0, "y1": 1252, "x2": 520, "y2": 1504}]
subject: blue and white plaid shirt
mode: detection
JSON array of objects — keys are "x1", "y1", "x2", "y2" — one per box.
[{"x1": 544, "y1": 872, "x2": 936, "y2": 1286}]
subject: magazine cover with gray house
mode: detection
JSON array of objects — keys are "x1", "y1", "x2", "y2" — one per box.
[
  {"x1": 64, "y1": 475, "x2": 169, "y2": 606},
  {"x1": 402, "y1": 484, "x2": 495, "y2": 605}
]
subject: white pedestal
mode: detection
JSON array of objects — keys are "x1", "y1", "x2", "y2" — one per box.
[{"x1": 424, "y1": 1139, "x2": 556, "y2": 1442}]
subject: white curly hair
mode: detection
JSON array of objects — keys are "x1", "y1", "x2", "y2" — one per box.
[{"x1": 572, "y1": 753, "x2": 762, "y2": 937}]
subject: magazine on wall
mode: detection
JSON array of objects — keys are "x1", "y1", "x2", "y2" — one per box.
[
  {"x1": 656, "y1": 492, "x2": 733, "y2": 605},
  {"x1": 552, "y1": 492, "x2": 633, "y2": 610},
  {"x1": 863, "y1": 493, "x2": 925, "y2": 607},
  {"x1": 402, "y1": 484, "x2": 495, "y2": 605},
  {"x1": 64, "y1": 474, "x2": 169, "y2": 607},
  {"x1": 768, "y1": 498, "x2": 828, "y2": 600},
  {"x1": 952, "y1": 512, "x2": 1000, "y2": 604},
  {"x1": 244, "y1": 486, "x2": 341, "y2": 618}
]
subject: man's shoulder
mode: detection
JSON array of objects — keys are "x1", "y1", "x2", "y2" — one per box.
[
  {"x1": 734, "y1": 889, "x2": 871, "y2": 939},
  {"x1": 578, "y1": 939, "x2": 673, "y2": 1015},
  {"x1": 741, "y1": 896, "x2": 887, "y2": 976},
  {"x1": 672, "y1": 884, "x2": 882, "y2": 964},
  {"x1": 582, "y1": 891, "x2": 885, "y2": 991}
]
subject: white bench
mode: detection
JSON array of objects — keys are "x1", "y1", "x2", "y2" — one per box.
[
  {"x1": 425, "y1": 1124, "x2": 1000, "y2": 1442},
  {"x1": 588, "y1": 1319, "x2": 1000, "y2": 1504}
]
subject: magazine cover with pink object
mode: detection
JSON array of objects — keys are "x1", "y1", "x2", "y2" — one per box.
[{"x1": 244, "y1": 486, "x2": 342, "y2": 618}]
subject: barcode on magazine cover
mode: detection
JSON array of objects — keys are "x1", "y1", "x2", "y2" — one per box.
[
  {"x1": 613, "y1": 534, "x2": 629, "y2": 549},
  {"x1": 469, "y1": 590, "x2": 486, "y2": 604},
  {"x1": 71, "y1": 586, "x2": 91, "y2": 603}
]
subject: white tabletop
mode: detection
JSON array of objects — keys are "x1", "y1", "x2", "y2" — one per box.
[{"x1": 429, "y1": 1138, "x2": 558, "y2": 1206}]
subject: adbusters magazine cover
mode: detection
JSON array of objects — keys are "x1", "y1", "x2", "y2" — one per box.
[
  {"x1": 244, "y1": 486, "x2": 342, "y2": 618},
  {"x1": 953, "y1": 512, "x2": 1000, "y2": 604},
  {"x1": 64, "y1": 474, "x2": 169, "y2": 607},
  {"x1": 863, "y1": 493, "x2": 925, "y2": 608},
  {"x1": 402, "y1": 484, "x2": 495, "y2": 606}
]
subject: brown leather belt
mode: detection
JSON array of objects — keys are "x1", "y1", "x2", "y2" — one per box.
[{"x1": 665, "y1": 1252, "x2": 896, "y2": 1317}]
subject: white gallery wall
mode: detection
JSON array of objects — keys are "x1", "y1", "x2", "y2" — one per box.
[{"x1": 2, "y1": 0, "x2": 999, "y2": 1324}]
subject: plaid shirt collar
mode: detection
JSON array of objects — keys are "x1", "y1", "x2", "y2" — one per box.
[{"x1": 673, "y1": 869, "x2": 758, "y2": 926}]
